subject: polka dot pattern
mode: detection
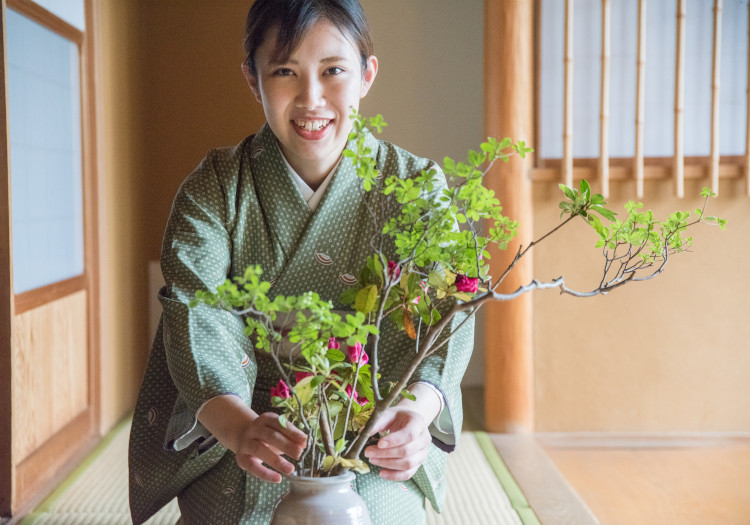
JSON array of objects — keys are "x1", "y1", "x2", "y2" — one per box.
[{"x1": 128, "y1": 124, "x2": 475, "y2": 524}]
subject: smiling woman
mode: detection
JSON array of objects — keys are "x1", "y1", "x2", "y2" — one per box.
[
  {"x1": 242, "y1": 20, "x2": 378, "y2": 188},
  {"x1": 127, "y1": 1, "x2": 473, "y2": 524}
]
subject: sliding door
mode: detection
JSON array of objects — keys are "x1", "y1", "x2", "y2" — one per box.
[{"x1": 1, "y1": 0, "x2": 99, "y2": 516}]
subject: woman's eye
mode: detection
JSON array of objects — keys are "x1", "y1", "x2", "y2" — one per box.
[
  {"x1": 325, "y1": 67, "x2": 344, "y2": 75},
  {"x1": 273, "y1": 68, "x2": 294, "y2": 77}
]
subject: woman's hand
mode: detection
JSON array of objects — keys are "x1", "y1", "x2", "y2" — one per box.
[
  {"x1": 234, "y1": 412, "x2": 308, "y2": 483},
  {"x1": 198, "y1": 395, "x2": 307, "y2": 484},
  {"x1": 363, "y1": 406, "x2": 431, "y2": 481}
]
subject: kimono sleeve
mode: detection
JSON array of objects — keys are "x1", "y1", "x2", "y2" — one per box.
[{"x1": 158, "y1": 150, "x2": 256, "y2": 447}]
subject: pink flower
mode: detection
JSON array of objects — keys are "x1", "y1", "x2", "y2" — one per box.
[
  {"x1": 327, "y1": 337, "x2": 340, "y2": 350},
  {"x1": 270, "y1": 379, "x2": 291, "y2": 399},
  {"x1": 295, "y1": 371, "x2": 313, "y2": 384},
  {"x1": 345, "y1": 384, "x2": 369, "y2": 406},
  {"x1": 387, "y1": 260, "x2": 400, "y2": 280},
  {"x1": 347, "y1": 342, "x2": 369, "y2": 365},
  {"x1": 345, "y1": 384, "x2": 357, "y2": 399},
  {"x1": 455, "y1": 274, "x2": 479, "y2": 294}
]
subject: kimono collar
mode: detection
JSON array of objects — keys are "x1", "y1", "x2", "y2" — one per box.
[
  {"x1": 247, "y1": 122, "x2": 382, "y2": 302},
  {"x1": 281, "y1": 151, "x2": 339, "y2": 211}
]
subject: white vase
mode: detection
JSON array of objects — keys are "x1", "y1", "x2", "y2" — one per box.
[{"x1": 270, "y1": 471, "x2": 372, "y2": 525}]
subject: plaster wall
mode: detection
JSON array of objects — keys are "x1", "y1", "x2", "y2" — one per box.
[
  {"x1": 532, "y1": 178, "x2": 750, "y2": 431},
  {"x1": 96, "y1": 0, "x2": 265, "y2": 432},
  {"x1": 360, "y1": 0, "x2": 486, "y2": 385}
]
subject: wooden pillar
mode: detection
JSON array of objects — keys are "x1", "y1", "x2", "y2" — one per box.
[{"x1": 483, "y1": 0, "x2": 535, "y2": 433}]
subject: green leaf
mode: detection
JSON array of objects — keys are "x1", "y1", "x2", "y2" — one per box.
[
  {"x1": 591, "y1": 205, "x2": 617, "y2": 221},
  {"x1": 335, "y1": 437, "x2": 347, "y2": 454},
  {"x1": 278, "y1": 414, "x2": 288, "y2": 429},
  {"x1": 339, "y1": 286, "x2": 359, "y2": 305},
  {"x1": 326, "y1": 348, "x2": 346, "y2": 362},
  {"x1": 579, "y1": 179, "x2": 591, "y2": 200},
  {"x1": 355, "y1": 284, "x2": 379, "y2": 314},
  {"x1": 559, "y1": 183, "x2": 576, "y2": 201},
  {"x1": 293, "y1": 375, "x2": 316, "y2": 405},
  {"x1": 428, "y1": 269, "x2": 448, "y2": 290},
  {"x1": 400, "y1": 389, "x2": 416, "y2": 402}
]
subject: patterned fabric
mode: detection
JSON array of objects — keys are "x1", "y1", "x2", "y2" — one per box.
[{"x1": 128, "y1": 124, "x2": 475, "y2": 524}]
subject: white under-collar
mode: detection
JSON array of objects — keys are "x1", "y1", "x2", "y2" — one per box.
[{"x1": 280, "y1": 153, "x2": 339, "y2": 212}]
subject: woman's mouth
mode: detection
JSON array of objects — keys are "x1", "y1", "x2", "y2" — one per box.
[
  {"x1": 292, "y1": 119, "x2": 332, "y2": 140},
  {"x1": 293, "y1": 119, "x2": 331, "y2": 132}
]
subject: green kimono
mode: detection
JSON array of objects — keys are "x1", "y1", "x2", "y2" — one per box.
[{"x1": 128, "y1": 124, "x2": 475, "y2": 525}]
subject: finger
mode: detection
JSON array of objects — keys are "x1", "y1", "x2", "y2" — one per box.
[
  {"x1": 365, "y1": 438, "x2": 424, "y2": 460},
  {"x1": 369, "y1": 443, "x2": 428, "y2": 474},
  {"x1": 376, "y1": 416, "x2": 426, "y2": 449},
  {"x1": 275, "y1": 418, "x2": 308, "y2": 444},
  {"x1": 255, "y1": 425, "x2": 306, "y2": 460},
  {"x1": 367, "y1": 410, "x2": 397, "y2": 437},
  {"x1": 258, "y1": 414, "x2": 308, "y2": 452},
  {"x1": 238, "y1": 456, "x2": 283, "y2": 484},
  {"x1": 254, "y1": 442, "x2": 298, "y2": 476}
]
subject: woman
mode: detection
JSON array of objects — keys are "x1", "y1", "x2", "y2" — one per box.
[{"x1": 129, "y1": 1, "x2": 474, "y2": 523}]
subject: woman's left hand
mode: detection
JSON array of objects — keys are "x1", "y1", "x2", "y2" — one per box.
[{"x1": 363, "y1": 406, "x2": 431, "y2": 481}]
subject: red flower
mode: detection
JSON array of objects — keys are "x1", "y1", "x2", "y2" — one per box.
[
  {"x1": 347, "y1": 342, "x2": 369, "y2": 365},
  {"x1": 295, "y1": 371, "x2": 313, "y2": 384},
  {"x1": 455, "y1": 273, "x2": 479, "y2": 294},
  {"x1": 345, "y1": 384, "x2": 369, "y2": 406},
  {"x1": 345, "y1": 384, "x2": 357, "y2": 399},
  {"x1": 327, "y1": 337, "x2": 340, "y2": 350},
  {"x1": 270, "y1": 379, "x2": 291, "y2": 399},
  {"x1": 387, "y1": 260, "x2": 400, "y2": 280}
]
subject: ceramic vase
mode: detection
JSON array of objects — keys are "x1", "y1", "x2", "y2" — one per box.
[{"x1": 270, "y1": 471, "x2": 372, "y2": 525}]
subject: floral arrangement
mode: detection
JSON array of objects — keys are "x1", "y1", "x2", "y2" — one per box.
[{"x1": 191, "y1": 112, "x2": 725, "y2": 477}]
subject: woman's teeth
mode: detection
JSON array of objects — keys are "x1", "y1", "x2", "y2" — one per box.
[{"x1": 294, "y1": 120, "x2": 330, "y2": 132}]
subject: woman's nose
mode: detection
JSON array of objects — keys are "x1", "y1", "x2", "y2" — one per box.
[{"x1": 296, "y1": 76, "x2": 325, "y2": 110}]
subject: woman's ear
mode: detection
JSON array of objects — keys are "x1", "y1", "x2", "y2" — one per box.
[
  {"x1": 241, "y1": 62, "x2": 262, "y2": 103},
  {"x1": 360, "y1": 55, "x2": 378, "y2": 98}
]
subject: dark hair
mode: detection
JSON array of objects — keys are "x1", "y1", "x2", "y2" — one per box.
[{"x1": 243, "y1": 0, "x2": 374, "y2": 76}]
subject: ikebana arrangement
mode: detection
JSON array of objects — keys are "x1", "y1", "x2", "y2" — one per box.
[{"x1": 191, "y1": 111, "x2": 725, "y2": 479}]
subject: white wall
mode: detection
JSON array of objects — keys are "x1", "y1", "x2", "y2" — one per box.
[{"x1": 360, "y1": 0, "x2": 485, "y2": 385}]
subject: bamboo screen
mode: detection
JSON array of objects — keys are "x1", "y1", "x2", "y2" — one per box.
[{"x1": 536, "y1": 0, "x2": 749, "y2": 198}]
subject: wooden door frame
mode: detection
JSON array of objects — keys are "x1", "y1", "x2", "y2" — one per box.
[
  {"x1": 1, "y1": 1, "x2": 13, "y2": 516},
  {"x1": 0, "y1": 0, "x2": 100, "y2": 517}
]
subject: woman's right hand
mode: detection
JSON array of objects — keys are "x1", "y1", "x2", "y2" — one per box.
[
  {"x1": 198, "y1": 395, "x2": 307, "y2": 483},
  {"x1": 235, "y1": 411, "x2": 308, "y2": 483}
]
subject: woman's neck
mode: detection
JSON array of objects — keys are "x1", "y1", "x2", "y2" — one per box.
[{"x1": 282, "y1": 154, "x2": 340, "y2": 191}]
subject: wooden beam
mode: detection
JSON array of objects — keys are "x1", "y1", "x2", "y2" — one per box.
[
  {"x1": 82, "y1": 0, "x2": 101, "y2": 431},
  {"x1": 710, "y1": 0, "x2": 723, "y2": 195},
  {"x1": 6, "y1": 0, "x2": 83, "y2": 46},
  {"x1": 600, "y1": 0, "x2": 611, "y2": 197},
  {"x1": 0, "y1": 0, "x2": 14, "y2": 517},
  {"x1": 674, "y1": 0, "x2": 686, "y2": 198},
  {"x1": 634, "y1": 0, "x2": 647, "y2": 198},
  {"x1": 563, "y1": 0, "x2": 574, "y2": 188},
  {"x1": 746, "y1": 1, "x2": 750, "y2": 196},
  {"x1": 483, "y1": 0, "x2": 535, "y2": 433}
]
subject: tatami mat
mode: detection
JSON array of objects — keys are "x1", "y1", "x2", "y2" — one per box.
[{"x1": 21, "y1": 420, "x2": 535, "y2": 524}]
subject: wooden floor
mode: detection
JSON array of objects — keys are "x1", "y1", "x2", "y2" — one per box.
[
  {"x1": 541, "y1": 435, "x2": 750, "y2": 525},
  {"x1": 462, "y1": 388, "x2": 750, "y2": 524}
]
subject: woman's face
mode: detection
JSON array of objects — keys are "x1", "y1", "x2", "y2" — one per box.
[{"x1": 244, "y1": 20, "x2": 377, "y2": 182}]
